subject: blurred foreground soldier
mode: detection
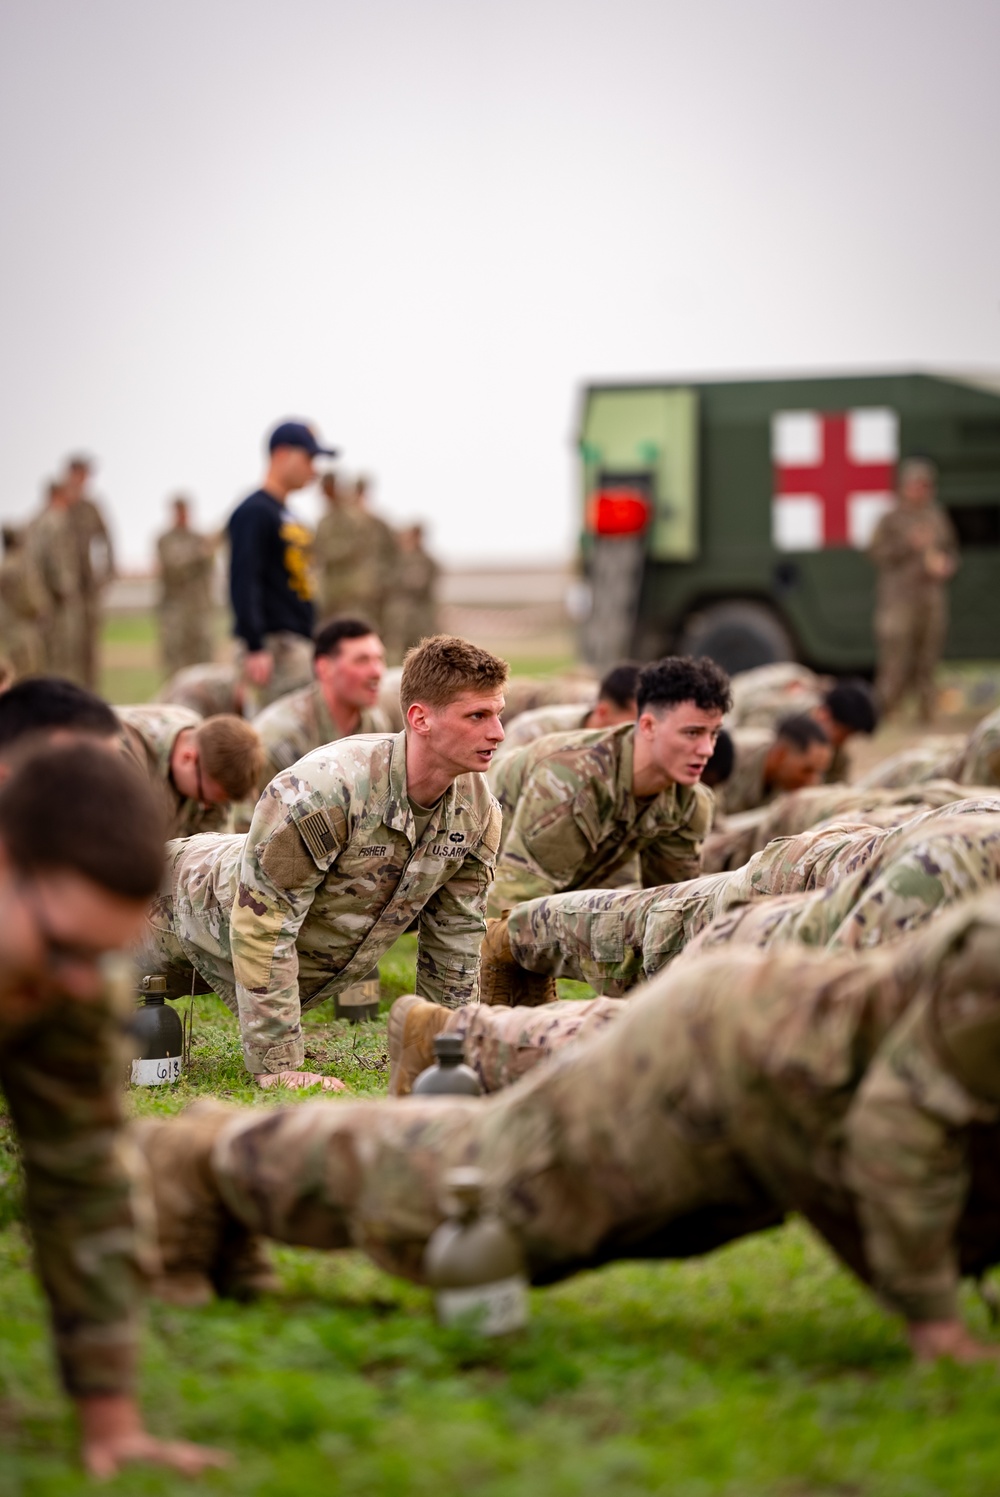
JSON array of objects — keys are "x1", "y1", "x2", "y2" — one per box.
[
  {"x1": 703, "y1": 779, "x2": 972, "y2": 874},
  {"x1": 682, "y1": 804, "x2": 1000, "y2": 962},
  {"x1": 139, "y1": 892, "x2": 1000, "y2": 1366},
  {"x1": 134, "y1": 636, "x2": 506, "y2": 1089},
  {"x1": 383, "y1": 523, "x2": 439, "y2": 663},
  {"x1": 156, "y1": 495, "x2": 216, "y2": 675},
  {"x1": 869, "y1": 457, "x2": 958, "y2": 723},
  {"x1": 0, "y1": 742, "x2": 225, "y2": 1477},
  {"x1": 155, "y1": 661, "x2": 246, "y2": 718},
  {"x1": 729, "y1": 668, "x2": 878, "y2": 782},
  {"x1": 117, "y1": 704, "x2": 263, "y2": 836},
  {"x1": 229, "y1": 420, "x2": 332, "y2": 710},
  {"x1": 488, "y1": 657, "x2": 729, "y2": 916},
  {"x1": 28, "y1": 480, "x2": 85, "y2": 681},
  {"x1": 313, "y1": 473, "x2": 396, "y2": 630},
  {"x1": 493, "y1": 662, "x2": 640, "y2": 760},
  {"x1": 721, "y1": 715, "x2": 832, "y2": 815},
  {"x1": 252, "y1": 617, "x2": 390, "y2": 786},
  {"x1": 63, "y1": 455, "x2": 115, "y2": 690},
  {"x1": 0, "y1": 524, "x2": 48, "y2": 678}
]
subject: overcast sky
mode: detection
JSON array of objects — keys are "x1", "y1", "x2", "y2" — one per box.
[{"x1": 1, "y1": 0, "x2": 998, "y2": 569}]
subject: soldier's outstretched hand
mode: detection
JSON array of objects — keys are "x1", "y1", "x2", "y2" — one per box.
[
  {"x1": 255, "y1": 1068, "x2": 348, "y2": 1092},
  {"x1": 908, "y1": 1320, "x2": 1000, "y2": 1364},
  {"x1": 78, "y1": 1395, "x2": 230, "y2": 1480}
]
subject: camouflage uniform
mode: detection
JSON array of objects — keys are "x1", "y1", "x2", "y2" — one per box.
[
  {"x1": 859, "y1": 708, "x2": 1000, "y2": 792},
  {"x1": 117, "y1": 704, "x2": 231, "y2": 838},
  {"x1": 156, "y1": 523, "x2": 216, "y2": 675},
  {"x1": 67, "y1": 496, "x2": 114, "y2": 690},
  {"x1": 135, "y1": 733, "x2": 501, "y2": 1074},
  {"x1": 869, "y1": 501, "x2": 959, "y2": 720},
  {"x1": 719, "y1": 727, "x2": 774, "y2": 815},
  {"x1": 382, "y1": 537, "x2": 439, "y2": 664},
  {"x1": 314, "y1": 506, "x2": 397, "y2": 631},
  {"x1": 177, "y1": 891, "x2": 1000, "y2": 1329},
  {"x1": 681, "y1": 804, "x2": 1000, "y2": 963},
  {"x1": 0, "y1": 960, "x2": 149, "y2": 1396},
  {"x1": 488, "y1": 724, "x2": 713, "y2": 916},
  {"x1": 504, "y1": 819, "x2": 888, "y2": 995},
  {"x1": 492, "y1": 702, "x2": 593, "y2": 762},
  {"x1": 252, "y1": 682, "x2": 392, "y2": 786},
  {"x1": 727, "y1": 664, "x2": 850, "y2": 782},
  {"x1": 155, "y1": 662, "x2": 244, "y2": 718},
  {"x1": 27, "y1": 504, "x2": 86, "y2": 681},
  {"x1": 0, "y1": 534, "x2": 48, "y2": 678},
  {"x1": 702, "y1": 780, "x2": 969, "y2": 873},
  {"x1": 501, "y1": 672, "x2": 598, "y2": 724}
]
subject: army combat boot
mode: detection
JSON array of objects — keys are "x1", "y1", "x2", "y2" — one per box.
[
  {"x1": 479, "y1": 917, "x2": 558, "y2": 1007},
  {"x1": 132, "y1": 1101, "x2": 279, "y2": 1306},
  {"x1": 387, "y1": 993, "x2": 452, "y2": 1096}
]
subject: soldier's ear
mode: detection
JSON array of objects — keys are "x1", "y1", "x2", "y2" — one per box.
[{"x1": 406, "y1": 701, "x2": 432, "y2": 736}]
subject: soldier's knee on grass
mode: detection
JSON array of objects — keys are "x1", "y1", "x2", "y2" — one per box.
[{"x1": 479, "y1": 916, "x2": 557, "y2": 1007}]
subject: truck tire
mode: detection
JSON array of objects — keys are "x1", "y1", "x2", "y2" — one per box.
[{"x1": 677, "y1": 601, "x2": 793, "y2": 675}]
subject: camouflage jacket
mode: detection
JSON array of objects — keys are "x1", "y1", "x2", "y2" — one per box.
[
  {"x1": 492, "y1": 702, "x2": 593, "y2": 763},
  {"x1": 720, "y1": 728, "x2": 774, "y2": 815},
  {"x1": 67, "y1": 496, "x2": 114, "y2": 591},
  {"x1": 117, "y1": 703, "x2": 229, "y2": 838},
  {"x1": 489, "y1": 723, "x2": 713, "y2": 916},
  {"x1": 0, "y1": 960, "x2": 148, "y2": 1397},
  {"x1": 168, "y1": 732, "x2": 501, "y2": 1072},
  {"x1": 869, "y1": 502, "x2": 959, "y2": 605},
  {"x1": 252, "y1": 681, "x2": 391, "y2": 784},
  {"x1": 859, "y1": 710, "x2": 1000, "y2": 793},
  {"x1": 27, "y1": 505, "x2": 81, "y2": 604},
  {"x1": 156, "y1": 525, "x2": 215, "y2": 606},
  {"x1": 507, "y1": 819, "x2": 889, "y2": 994},
  {"x1": 154, "y1": 662, "x2": 245, "y2": 718}
]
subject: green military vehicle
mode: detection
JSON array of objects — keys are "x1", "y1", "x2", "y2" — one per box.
[{"x1": 576, "y1": 371, "x2": 1000, "y2": 673}]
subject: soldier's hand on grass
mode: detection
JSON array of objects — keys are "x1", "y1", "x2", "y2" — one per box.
[
  {"x1": 907, "y1": 1319, "x2": 1000, "y2": 1364},
  {"x1": 77, "y1": 1394, "x2": 229, "y2": 1480},
  {"x1": 255, "y1": 1068, "x2": 348, "y2": 1092},
  {"x1": 244, "y1": 650, "x2": 273, "y2": 687}
]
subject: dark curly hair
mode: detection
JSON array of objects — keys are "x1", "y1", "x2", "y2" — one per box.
[{"x1": 636, "y1": 656, "x2": 732, "y2": 717}]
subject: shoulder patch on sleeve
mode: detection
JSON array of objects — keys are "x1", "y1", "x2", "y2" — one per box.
[
  {"x1": 260, "y1": 821, "x2": 322, "y2": 888},
  {"x1": 296, "y1": 806, "x2": 346, "y2": 865}
]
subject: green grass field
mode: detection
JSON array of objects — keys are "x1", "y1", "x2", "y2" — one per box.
[{"x1": 5, "y1": 618, "x2": 1000, "y2": 1492}]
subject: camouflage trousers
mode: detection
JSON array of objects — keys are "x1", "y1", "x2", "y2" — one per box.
[
  {"x1": 238, "y1": 629, "x2": 314, "y2": 712},
  {"x1": 874, "y1": 592, "x2": 947, "y2": 722},
  {"x1": 159, "y1": 598, "x2": 214, "y2": 678},
  {"x1": 442, "y1": 995, "x2": 624, "y2": 1091}
]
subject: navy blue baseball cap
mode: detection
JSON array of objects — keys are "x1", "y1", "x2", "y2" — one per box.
[{"x1": 267, "y1": 420, "x2": 339, "y2": 458}]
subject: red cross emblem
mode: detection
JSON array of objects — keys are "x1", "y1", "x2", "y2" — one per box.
[{"x1": 771, "y1": 408, "x2": 898, "y2": 551}]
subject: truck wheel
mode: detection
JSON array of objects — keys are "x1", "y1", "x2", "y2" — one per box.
[{"x1": 677, "y1": 602, "x2": 793, "y2": 675}]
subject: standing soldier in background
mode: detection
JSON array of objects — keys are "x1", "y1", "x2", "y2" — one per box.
[
  {"x1": 28, "y1": 480, "x2": 85, "y2": 681},
  {"x1": 0, "y1": 524, "x2": 48, "y2": 678},
  {"x1": 313, "y1": 474, "x2": 396, "y2": 630},
  {"x1": 869, "y1": 457, "x2": 959, "y2": 724},
  {"x1": 156, "y1": 495, "x2": 217, "y2": 676},
  {"x1": 63, "y1": 455, "x2": 115, "y2": 690},
  {"x1": 383, "y1": 522, "x2": 439, "y2": 663}
]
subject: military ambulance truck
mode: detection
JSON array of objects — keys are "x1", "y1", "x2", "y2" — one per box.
[{"x1": 576, "y1": 372, "x2": 1000, "y2": 673}]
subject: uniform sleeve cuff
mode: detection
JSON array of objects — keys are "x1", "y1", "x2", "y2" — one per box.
[
  {"x1": 57, "y1": 1336, "x2": 138, "y2": 1399},
  {"x1": 244, "y1": 1038, "x2": 305, "y2": 1074}
]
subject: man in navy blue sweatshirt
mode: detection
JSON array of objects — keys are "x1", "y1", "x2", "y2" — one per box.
[{"x1": 228, "y1": 421, "x2": 338, "y2": 709}]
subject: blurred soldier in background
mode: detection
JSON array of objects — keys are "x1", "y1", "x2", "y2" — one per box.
[
  {"x1": 869, "y1": 457, "x2": 959, "y2": 724},
  {"x1": 493, "y1": 663, "x2": 641, "y2": 760},
  {"x1": 313, "y1": 473, "x2": 396, "y2": 630},
  {"x1": 0, "y1": 524, "x2": 48, "y2": 678},
  {"x1": 728, "y1": 669, "x2": 878, "y2": 782},
  {"x1": 117, "y1": 704, "x2": 263, "y2": 837},
  {"x1": 383, "y1": 523, "x2": 439, "y2": 663},
  {"x1": 28, "y1": 480, "x2": 85, "y2": 682},
  {"x1": 63, "y1": 455, "x2": 115, "y2": 690},
  {"x1": 720, "y1": 715, "x2": 833, "y2": 815},
  {"x1": 155, "y1": 661, "x2": 246, "y2": 718},
  {"x1": 156, "y1": 495, "x2": 216, "y2": 676}
]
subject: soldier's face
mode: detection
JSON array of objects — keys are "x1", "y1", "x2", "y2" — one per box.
[
  {"x1": 410, "y1": 690, "x2": 506, "y2": 774},
  {"x1": 0, "y1": 865, "x2": 148, "y2": 1004},
  {"x1": 317, "y1": 635, "x2": 385, "y2": 709},
  {"x1": 638, "y1": 703, "x2": 723, "y2": 786},
  {"x1": 773, "y1": 741, "x2": 833, "y2": 793}
]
